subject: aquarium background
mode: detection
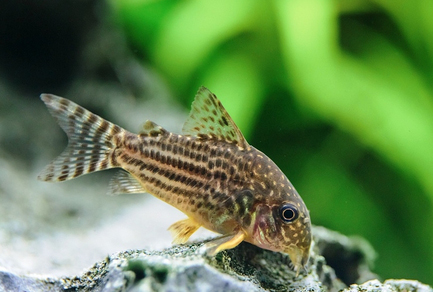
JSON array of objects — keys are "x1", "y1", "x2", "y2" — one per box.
[
  {"x1": 112, "y1": 0, "x2": 433, "y2": 284},
  {"x1": 0, "y1": 0, "x2": 432, "y2": 285}
]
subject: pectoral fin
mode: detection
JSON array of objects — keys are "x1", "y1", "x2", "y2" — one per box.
[
  {"x1": 107, "y1": 170, "x2": 147, "y2": 195},
  {"x1": 205, "y1": 230, "x2": 246, "y2": 256},
  {"x1": 168, "y1": 218, "x2": 201, "y2": 244}
]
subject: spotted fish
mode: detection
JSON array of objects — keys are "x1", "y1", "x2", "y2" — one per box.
[{"x1": 38, "y1": 87, "x2": 312, "y2": 275}]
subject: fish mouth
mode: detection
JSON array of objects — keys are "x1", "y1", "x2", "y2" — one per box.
[
  {"x1": 286, "y1": 245, "x2": 309, "y2": 276},
  {"x1": 252, "y1": 227, "x2": 310, "y2": 276}
]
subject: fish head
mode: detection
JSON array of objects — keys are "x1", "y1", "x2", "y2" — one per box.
[
  {"x1": 247, "y1": 200, "x2": 311, "y2": 275},
  {"x1": 243, "y1": 150, "x2": 312, "y2": 274}
]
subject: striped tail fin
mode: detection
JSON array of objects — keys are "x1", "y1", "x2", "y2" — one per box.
[{"x1": 38, "y1": 94, "x2": 123, "y2": 182}]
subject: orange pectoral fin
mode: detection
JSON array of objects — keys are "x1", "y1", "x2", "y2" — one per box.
[
  {"x1": 168, "y1": 218, "x2": 201, "y2": 244},
  {"x1": 205, "y1": 230, "x2": 246, "y2": 256}
]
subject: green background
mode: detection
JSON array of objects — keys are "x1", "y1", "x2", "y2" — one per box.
[{"x1": 112, "y1": 0, "x2": 433, "y2": 285}]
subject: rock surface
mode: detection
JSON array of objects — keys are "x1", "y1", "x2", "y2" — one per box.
[
  {"x1": 1, "y1": 226, "x2": 431, "y2": 292},
  {"x1": 343, "y1": 279, "x2": 433, "y2": 292},
  {"x1": 1, "y1": 237, "x2": 337, "y2": 292}
]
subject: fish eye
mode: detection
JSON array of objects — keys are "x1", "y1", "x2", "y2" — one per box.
[{"x1": 279, "y1": 204, "x2": 299, "y2": 223}]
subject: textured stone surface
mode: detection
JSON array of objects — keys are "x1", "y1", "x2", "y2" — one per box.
[
  {"x1": 0, "y1": 223, "x2": 432, "y2": 292},
  {"x1": 343, "y1": 279, "x2": 433, "y2": 292},
  {"x1": 0, "y1": 226, "x2": 384, "y2": 292},
  {"x1": 312, "y1": 226, "x2": 378, "y2": 285},
  {"x1": 0, "y1": 268, "x2": 61, "y2": 292},
  {"x1": 0, "y1": 239, "x2": 342, "y2": 292}
]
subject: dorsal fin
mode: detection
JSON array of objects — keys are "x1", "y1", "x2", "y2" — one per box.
[
  {"x1": 107, "y1": 170, "x2": 147, "y2": 195},
  {"x1": 139, "y1": 120, "x2": 167, "y2": 137},
  {"x1": 182, "y1": 87, "x2": 249, "y2": 150}
]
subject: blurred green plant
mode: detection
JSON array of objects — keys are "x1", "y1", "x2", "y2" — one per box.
[{"x1": 111, "y1": 0, "x2": 433, "y2": 285}]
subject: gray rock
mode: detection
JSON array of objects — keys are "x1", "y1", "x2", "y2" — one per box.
[
  {"x1": 0, "y1": 226, "x2": 432, "y2": 292},
  {"x1": 0, "y1": 268, "x2": 61, "y2": 292},
  {"x1": 44, "y1": 239, "x2": 344, "y2": 292},
  {"x1": 312, "y1": 226, "x2": 378, "y2": 285},
  {"x1": 343, "y1": 279, "x2": 433, "y2": 292}
]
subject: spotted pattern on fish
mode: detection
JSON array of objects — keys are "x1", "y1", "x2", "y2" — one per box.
[{"x1": 38, "y1": 87, "x2": 312, "y2": 275}]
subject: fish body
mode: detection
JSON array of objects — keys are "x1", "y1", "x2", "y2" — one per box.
[{"x1": 38, "y1": 87, "x2": 311, "y2": 274}]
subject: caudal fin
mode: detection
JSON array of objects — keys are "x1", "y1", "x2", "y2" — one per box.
[{"x1": 38, "y1": 94, "x2": 123, "y2": 182}]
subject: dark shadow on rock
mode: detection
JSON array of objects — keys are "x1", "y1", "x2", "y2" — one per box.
[{"x1": 312, "y1": 226, "x2": 378, "y2": 285}]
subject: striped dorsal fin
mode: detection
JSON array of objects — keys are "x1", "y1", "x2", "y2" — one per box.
[{"x1": 182, "y1": 87, "x2": 249, "y2": 150}]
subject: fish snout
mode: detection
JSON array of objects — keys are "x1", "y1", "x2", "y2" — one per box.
[{"x1": 286, "y1": 244, "x2": 310, "y2": 276}]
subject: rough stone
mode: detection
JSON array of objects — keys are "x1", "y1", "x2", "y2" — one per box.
[
  {"x1": 312, "y1": 226, "x2": 378, "y2": 285},
  {"x1": 0, "y1": 240, "x2": 339, "y2": 292},
  {"x1": 0, "y1": 226, "x2": 406, "y2": 292},
  {"x1": 0, "y1": 268, "x2": 61, "y2": 292},
  {"x1": 0, "y1": 225, "x2": 432, "y2": 291},
  {"x1": 343, "y1": 279, "x2": 433, "y2": 292}
]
